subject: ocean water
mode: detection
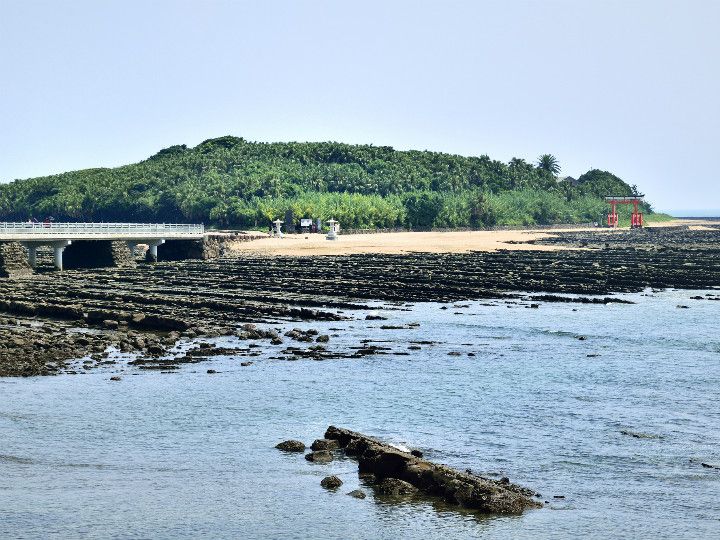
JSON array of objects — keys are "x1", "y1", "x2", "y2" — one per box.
[{"x1": 1, "y1": 289, "x2": 719, "y2": 539}]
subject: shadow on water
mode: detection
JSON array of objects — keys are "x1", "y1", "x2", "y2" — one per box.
[
  {"x1": 369, "y1": 489, "x2": 531, "y2": 527},
  {"x1": 0, "y1": 454, "x2": 35, "y2": 465}
]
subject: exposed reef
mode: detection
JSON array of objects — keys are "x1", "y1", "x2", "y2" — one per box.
[
  {"x1": 282, "y1": 426, "x2": 542, "y2": 515},
  {"x1": 0, "y1": 225, "x2": 718, "y2": 376}
]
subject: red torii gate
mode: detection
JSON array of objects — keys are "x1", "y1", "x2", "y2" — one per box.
[{"x1": 605, "y1": 196, "x2": 644, "y2": 228}]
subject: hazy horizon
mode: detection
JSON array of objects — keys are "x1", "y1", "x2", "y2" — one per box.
[
  {"x1": 1, "y1": 0, "x2": 718, "y2": 213},
  {"x1": 662, "y1": 209, "x2": 720, "y2": 217}
]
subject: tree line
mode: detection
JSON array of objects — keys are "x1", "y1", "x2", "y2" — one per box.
[{"x1": 0, "y1": 136, "x2": 655, "y2": 229}]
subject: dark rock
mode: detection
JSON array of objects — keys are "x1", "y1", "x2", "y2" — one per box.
[
  {"x1": 275, "y1": 440, "x2": 306, "y2": 452},
  {"x1": 620, "y1": 429, "x2": 662, "y2": 439},
  {"x1": 347, "y1": 489, "x2": 366, "y2": 499},
  {"x1": 324, "y1": 425, "x2": 541, "y2": 515},
  {"x1": 320, "y1": 475, "x2": 343, "y2": 489},
  {"x1": 375, "y1": 477, "x2": 418, "y2": 496},
  {"x1": 358, "y1": 472, "x2": 376, "y2": 483},
  {"x1": 305, "y1": 450, "x2": 334, "y2": 463},
  {"x1": 410, "y1": 449, "x2": 423, "y2": 458},
  {"x1": 311, "y1": 438, "x2": 340, "y2": 451}
]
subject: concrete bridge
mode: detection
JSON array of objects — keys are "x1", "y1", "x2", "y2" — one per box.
[{"x1": 0, "y1": 222, "x2": 205, "y2": 270}]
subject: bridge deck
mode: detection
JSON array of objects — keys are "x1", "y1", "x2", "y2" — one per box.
[{"x1": 0, "y1": 222, "x2": 205, "y2": 242}]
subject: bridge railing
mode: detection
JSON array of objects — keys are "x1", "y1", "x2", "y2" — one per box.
[{"x1": 0, "y1": 222, "x2": 205, "y2": 237}]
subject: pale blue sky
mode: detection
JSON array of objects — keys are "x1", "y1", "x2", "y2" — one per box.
[{"x1": 1, "y1": 0, "x2": 718, "y2": 213}]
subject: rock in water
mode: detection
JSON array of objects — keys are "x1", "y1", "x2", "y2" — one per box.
[
  {"x1": 275, "y1": 440, "x2": 306, "y2": 452},
  {"x1": 347, "y1": 489, "x2": 367, "y2": 499},
  {"x1": 311, "y1": 438, "x2": 340, "y2": 451},
  {"x1": 375, "y1": 478, "x2": 418, "y2": 496},
  {"x1": 305, "y1": 450, "x2": 334, "y2": 463},
  {"x1": 620, "y1": 429, "x2": 662, "y2": 439},
  {"x1": 320, "y1": 475, "x2": 343, "y2": 489},
  {"x1": 323, "y1": 425, "x2": 542, "y2": 515}
]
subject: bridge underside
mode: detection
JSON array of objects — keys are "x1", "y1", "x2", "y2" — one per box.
[
  {"x1": 63, "y1": 241, "x2": 137, "y2": 269},
  {"x1": 0, "y1": 236, "x2": 228, "y2": 276},
  {"x1": 154, "y1": 238, "x2": 225, "y2": 261}
]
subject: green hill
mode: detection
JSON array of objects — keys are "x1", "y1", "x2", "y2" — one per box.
[{"x1": 0, "y1": 136, "x2": 656, "y2": 229}]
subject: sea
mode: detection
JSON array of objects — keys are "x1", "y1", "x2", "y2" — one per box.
[{"x1": 1, "y1": 289, "x2": 719, "y2": 539}]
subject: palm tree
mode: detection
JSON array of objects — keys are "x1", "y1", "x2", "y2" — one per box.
[{"x1": 537, "y1": 154, "x2": 561, "y2": 175}]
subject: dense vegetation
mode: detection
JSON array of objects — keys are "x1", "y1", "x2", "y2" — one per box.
[{"x1": 0, "y1": 136, "x2": 659, "y2": 229}]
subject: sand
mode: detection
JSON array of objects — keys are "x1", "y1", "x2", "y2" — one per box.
[
  {"x1": 226, "y1": 219, "x2": 718, "y2": 257},
  {"x1": 227, "y1": 229, "x2": 578, "y2": 256}
]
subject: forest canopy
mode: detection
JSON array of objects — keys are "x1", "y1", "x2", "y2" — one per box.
[{"x1": 0, "y1": 136, "x2": 655, "y2": 229}]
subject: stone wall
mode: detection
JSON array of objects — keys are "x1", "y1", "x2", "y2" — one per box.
[
  {"x1": 0, "y1": 242, "x2": 33, "y2": 278},
  {"x1": 63, "y1": 240, "x2": 136, "y2": 269}
]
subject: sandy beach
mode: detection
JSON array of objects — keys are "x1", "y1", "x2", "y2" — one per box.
[
  {"x1": 227, "y1": 230, "x2": 564, "y2": 256},
  {"x1": 227, "y1": 220, "x2": 713, "y2": 256}
]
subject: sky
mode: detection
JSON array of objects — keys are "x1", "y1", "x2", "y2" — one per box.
[{"x1": 0, "y1": 0, "x2": 718, "y2": 214}]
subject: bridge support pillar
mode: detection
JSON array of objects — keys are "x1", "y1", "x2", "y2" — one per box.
[
  {"x1": 146, "y1": 239, "x2": 165, "y2": 262},
  {"x1": 52, "y1": 240, "x2": 72, "y2": 271},
  {"x1": 27, "y1": 245, "x2": 37, "y2": 268},
  {"x1": 20, "y1": 241, "x2": 45, "y2": 269}
]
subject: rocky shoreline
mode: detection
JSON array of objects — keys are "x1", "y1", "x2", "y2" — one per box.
[{"x1": 0, "y1": 225, "x2": 718, "y2": 377}]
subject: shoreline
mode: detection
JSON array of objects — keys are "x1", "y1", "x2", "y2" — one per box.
[{"x1": 0, "y1": 224, "x2": 718, "y2": 377}]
